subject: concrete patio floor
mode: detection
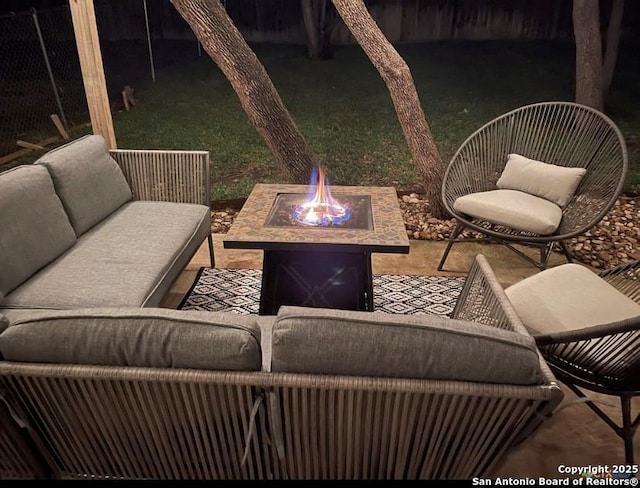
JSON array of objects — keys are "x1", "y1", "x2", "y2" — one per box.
[{"x1": 162, "y1": 235, "x2": 639, "y2": 480}]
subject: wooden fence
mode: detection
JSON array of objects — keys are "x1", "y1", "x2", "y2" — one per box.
[{"x1": 94, "y1": 0, "x2": 573, "y2": 44}]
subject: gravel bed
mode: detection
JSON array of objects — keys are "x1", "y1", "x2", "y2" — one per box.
[{"x1": 212, "y1": 194, "x2": 639, "y2": 270}]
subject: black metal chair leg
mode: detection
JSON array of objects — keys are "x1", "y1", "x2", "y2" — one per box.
[
  {"x1": 437, "y1": 222, "x2": 464, "y2": 271},
  {"x1": 208, "y1": 233, "x2": 215, "y2": 268},
  {"x1": 621, "y1": 394, "x2": 637, "y2": 465},
  {"x1": 559, "y1": 240, "x2": 574, "y2": 264},
  {"x1": 539, "y1": 242, "x2": 554, "y2": 270}
]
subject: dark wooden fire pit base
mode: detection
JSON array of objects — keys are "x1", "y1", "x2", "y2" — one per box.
[{"x1": 259, "y1": 250, "x2": 372, "y2": 315}]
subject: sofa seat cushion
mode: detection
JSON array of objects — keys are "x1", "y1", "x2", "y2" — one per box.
[
  {"x1": 0, "y1": 165, "x2": 77, "y2": 297},
  {"x1": 271, "y1": 306, "x2": 542, "y2": 385},
  {"x1": 36, "y1": 135, "x2": 132, "y2": 236},
  {"x1": 453, "y1": 189, "x2": 563, "y2": 235},
  {"x1": 0, "y1": 308, "x2": 261, "y2": 371},
  {"x1": 1, "y1": 201, "x2": 210, "y2": 309},
  {"x1": 505, "y1": 263, "x2": 640, "y2": 336}
]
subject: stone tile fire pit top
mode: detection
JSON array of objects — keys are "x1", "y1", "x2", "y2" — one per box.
[{"x1": 223, "y1": 183, "x2": 410, "y2": 254}]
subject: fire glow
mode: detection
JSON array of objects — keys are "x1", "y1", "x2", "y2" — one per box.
[{"x1": 292, "y1": 166, "x2": 351, "y2": 226}]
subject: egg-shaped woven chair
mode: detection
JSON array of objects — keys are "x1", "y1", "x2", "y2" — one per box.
[{"x1": 438, "y1": 101, "x2": 628, "y2": 271}]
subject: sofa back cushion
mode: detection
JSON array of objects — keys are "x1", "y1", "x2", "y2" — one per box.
[
  {"x1": 0, "y1": 308, "x2": 261, "y2": 371},
  {"x1": 36, "y1": 135, "x2": 132, "y2": 236},
  {"x1": 0, "y1": 165, "x2": 77, "y2": 297},
  {"x1": 272, "y1": 306, "x2": 542, "y2": 385}
]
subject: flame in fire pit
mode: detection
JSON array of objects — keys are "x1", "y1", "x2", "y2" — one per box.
[{"x1": 293, "y1": 166, "x2": 350, "y2": 226}]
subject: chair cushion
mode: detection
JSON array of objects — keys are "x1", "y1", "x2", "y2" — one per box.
[
  {"x1": 453, "y1": 189, "x2": 563, "y2": 235},
  {"x1": 505, "y1": 263, "x2": 640, "y2": 335},
  {"x1": 0, "y1": 308, "x2": 262, "y2": 371},
  {"x1": 271, "y1": 306, "x2": 542, "y2": 385},
  {"x1": 497, "y1": 153, "x2": 586, "y2": 207},
  {"x1": 36, "y1": 134, "x2": 132, "y2": 236},
  {"x1": 0, "y1": 165, "x2": 77, "y2": 297}
]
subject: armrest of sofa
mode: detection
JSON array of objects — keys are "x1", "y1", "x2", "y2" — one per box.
[
  {"x1": 452, "y1": 254, "x2": 528, "y2": 335},
  {"x1": 454, "y1": 255, "x2": 562, "y2": 383},
  {"x1": 109, "y1": 149, "x2": 210, "y2": 206}
]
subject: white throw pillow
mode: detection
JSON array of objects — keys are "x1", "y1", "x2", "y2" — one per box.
[{"x1": 497, "y1": 153, "x2": 587, "y2": 207}]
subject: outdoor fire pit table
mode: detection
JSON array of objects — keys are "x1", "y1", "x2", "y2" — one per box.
[{"x1": 223, "y1": 183, "x2": 410, "y2": 315}]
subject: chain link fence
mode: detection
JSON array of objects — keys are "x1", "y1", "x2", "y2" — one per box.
[
  {"x1": 0, "y1": 0, "x2": 200, "y2": 165},
  {"x1": 0, "y1": 9, "x2": 74, "y2": 161}
]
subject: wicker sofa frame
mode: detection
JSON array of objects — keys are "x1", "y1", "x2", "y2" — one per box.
[
  {"x1": 0, "y1": 140, "x2": 215, "y2": 477},
  {"x1": 0, "y1": 256, "x2": 563, "y2": 480}
]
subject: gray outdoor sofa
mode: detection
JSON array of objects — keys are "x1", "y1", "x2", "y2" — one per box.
[
  {"x1": 0, "y1": 135, "x2": 563, "y2": 479},
  {"x1": 0, "y1": 134, "x2": 213, "y2": 316}
]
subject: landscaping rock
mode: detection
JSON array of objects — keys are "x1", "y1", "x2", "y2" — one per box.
[{"x1": 211, "y1": 195, "x2": 639, "y2": 270}]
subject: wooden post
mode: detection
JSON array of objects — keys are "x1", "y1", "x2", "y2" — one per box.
[
  {"x1": 50, "y1": 114, "x2": 70, "y2": 140},
  {"x1": 16, "y1": 140, "x2": 45, "y2": 150},
  {"x1": 69, "y1": 0, "x2": 116, "y2": 148}
]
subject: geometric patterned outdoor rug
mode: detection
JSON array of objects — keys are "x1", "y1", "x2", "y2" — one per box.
[{"x1": 178, "y1": 267, "x2": 466, "y2": 317}]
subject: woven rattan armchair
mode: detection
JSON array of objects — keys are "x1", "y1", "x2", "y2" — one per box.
[
  {"x1": 438, "y1": 101, "x2": 628, "y2": 271},
  {"x1": 507, "y1": 260, "x2": 640, "y2": 464}
]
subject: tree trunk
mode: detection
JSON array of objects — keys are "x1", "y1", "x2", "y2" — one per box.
[
  {"x1": 302, "y1": 0, "x2": 332, "y2": 60},
  {"x1": 302, "y1": 0, "x2": 321, "y2": 59},
  {"x1": 331, "y1": 0, "x2": 446, "y2": 218},
  {"x1": 171, "y1": 0, "x2": 316, "y2": 183},
  {"x1": 316, "y1": 0, "x2": 332, "y2": 59},
  {"x1": 602, "y1": 0, "x2": 624, "y2": 98},
  {"x1": 573, "y1": 0, "x2": 604, "y2": 111}
]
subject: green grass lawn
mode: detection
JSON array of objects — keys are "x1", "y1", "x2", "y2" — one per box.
[{"x1": 16, "y1": 40, "x2": 640, "y2": 201}]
